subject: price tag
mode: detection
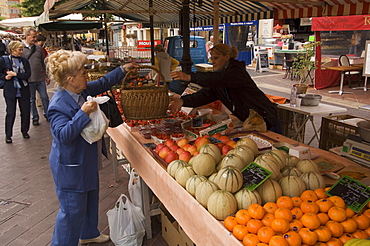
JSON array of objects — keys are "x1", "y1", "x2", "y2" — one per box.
[
  {"x1": 326, "y1": 175, "x2": 370, "y2": 213},
  {"x1": 241, "y1": 162, "x2": 272, "y2": 191},
  {"x1": 191, "y1": 117, "x2": 203, "y2": 128}
]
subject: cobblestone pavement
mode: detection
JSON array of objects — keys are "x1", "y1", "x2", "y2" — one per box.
[{"x1": 0, "y1": 67, "x2": 369, "y2": 245}]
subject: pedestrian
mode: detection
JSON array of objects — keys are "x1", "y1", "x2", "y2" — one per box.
[
  {"x1": 22, "y1": 27, "x2": 49, "y2": 126},
  {"x1": 0, "y1": 37, "x2": 7, "y2": 56},
  {"x1": 36, "y1": 34, "x2": 48, "y2": 57},
  {"x1": 1, "y1": 41, "x2": 32, "y2": 143},
  {"x1": 47, "y1": 49, "x2": 139, "y2": 246},
  {"x1": 170, "y1": 43, "x2": 282, "y2": 133},
  {"x1": 206, "y1": 35, "x2": 214, "y2": 60},
  {"x1": 153, "y1": 44, "x2": 179, "y2": 83}
]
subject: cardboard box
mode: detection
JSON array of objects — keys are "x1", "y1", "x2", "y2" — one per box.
[
  {"x1": 161, "y1": 206, "x2": 195, "y2": 246},
  {"x1": 181, "y1": 118, "x2": 232, "y2": 141}
]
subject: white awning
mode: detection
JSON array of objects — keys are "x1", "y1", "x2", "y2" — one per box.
[{"x1": 0, "y1": 16, "x2": 38, "y2": 28}]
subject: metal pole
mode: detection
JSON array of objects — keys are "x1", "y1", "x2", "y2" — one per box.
[
  {"x1": 181, "y1": 0, "x2": 193, "y2": 74},
  {"x1": 104, "y1": 13, "x2": 109, "y2": 58}
]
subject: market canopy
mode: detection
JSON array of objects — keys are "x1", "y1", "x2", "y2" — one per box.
[
  {"x1": 0, "y1": 16, "x2": 38, "y2": 28},
  {"x1": 38, "y1": 20, "x2": 102, "y2": 31}
]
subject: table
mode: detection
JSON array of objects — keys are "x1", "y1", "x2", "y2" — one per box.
[
  {"x1": 277, "y1": 103, "x2": 347, "y2": 145},
  {"x1": 325, "y1": 66, "x2": 363, "y2": 95},
  {"x1": 106, "y1": 124, "x2": 359, "y2": 245}
]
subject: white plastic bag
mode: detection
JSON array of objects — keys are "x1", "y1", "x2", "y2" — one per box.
[
  {"x1": 81, "y1": 96, "x2": 110, "y2": 144},
  {"x1": 128, "y1": 169, "x2": 143, "y2": 209},
  {"x1": 107, "y1": 194, "x2": 146, "y2": 246}
]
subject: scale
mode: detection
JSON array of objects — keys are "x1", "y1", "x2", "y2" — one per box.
[{"x1": 341, "y1": 134, "x2": 370, "y2": 166}]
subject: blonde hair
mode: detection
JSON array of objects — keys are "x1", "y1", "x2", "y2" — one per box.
[
  {"x1": 47, "y1": 50, "x2": 88, "y2": 87},
  {"x1": 8, "y1": 41, "x2": 24, "y2": 53},
  {"x1": 210, "y1": 43, "x2": 238, "y2": 59}
]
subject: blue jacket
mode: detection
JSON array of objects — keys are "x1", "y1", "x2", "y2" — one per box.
[{"x1": 48, "y1": 66, "x2": 125, "y2": 192}]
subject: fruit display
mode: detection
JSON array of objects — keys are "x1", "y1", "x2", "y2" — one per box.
[{"x1": 152, "y1": 132, "x2": 370, "y2": 246}]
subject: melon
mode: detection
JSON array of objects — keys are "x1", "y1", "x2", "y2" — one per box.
[
  {"x1": 256, "y1": 178, "x2": 283, "y2": 204},
  {"x1": 191, "y1": 152, "x2": 216, "y2": 176},
  {"x1": 236, "y1": 138, "x2": 259, "y2": 156},
  {"x1": 200, "y1": 144, "x2": 222, "y2": 163},
  {"x1": 167, "y1": 160, "x2": 188, "y2": 178},
  {"x1": 296, "y1": 159, "x2": 320, "y2": 173},
  {"x1": 254, "y1": 155, "x2": 280, "y2": 180},
  {"x1": 227, "y1": 145, "x2": 254, "y2": 166},
  {"x1": 207, "y1": 190, "x2": 237, "y2": 220},
  {"x1": 234, "y1": 187, "x2": 262, "y2": 210},
  {"x1": 208, "y1": 172, "x2": 218, "y2": 184},
  {"x1": 279, "y1": 176, "x2": 307, "y2": 198},
  {"x1": 195, "y1": 180, "x2": 220, "y2": 208},
  {"x1": 217, "y1": 153, "x2": 246, "y2": 171},
  {"x1": 216, "y1": 166, "x2": 243, "y2": 193},
  {"x1": 281, "y1": 167, "x2": 303, "y2": 177},
  {"x1": 286, "y1": 155, "x2": 300, "y2": 167},
  {"x1": 175, "y1": 166, "x2": 196, "y2": 187},
  {"x1": 264, "y1": 150, "x2": 287, "y2": 170},
  {"x1": 185, "y1": 175, "x2": 208, "y2": 196},
  {"x1": 300, "y1": 172, "x2": 325, "y2": 190},
  {"x1": 273, "y1": 171, "x2": 283, "y2": 182}
]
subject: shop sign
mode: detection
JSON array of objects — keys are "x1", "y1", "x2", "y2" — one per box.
[
  {"x1": 312, "y1": 15, "x2": 370, "y2": 31},
  {"x1": 137, "y1": 40, "x2": 161, "y2": 51}
]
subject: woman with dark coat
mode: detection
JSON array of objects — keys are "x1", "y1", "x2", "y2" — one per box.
[
  {"x1": 170, "y1": 43, "x2": 281, "y2": 133},
  {"x1": 1, "y1": 41, "x2": 31, "y2": 143}
]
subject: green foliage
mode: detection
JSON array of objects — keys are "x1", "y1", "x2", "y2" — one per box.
[
  {"x1": 292, "y1": 41, "x2": 322, "y2": 84},
  {"x1": 17, "y1": 0, "x2": 44, "y2": 17}
]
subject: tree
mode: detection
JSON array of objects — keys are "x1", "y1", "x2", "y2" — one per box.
[{"x1": 17, "y1": 0, "x2": 44, "y2": 17}]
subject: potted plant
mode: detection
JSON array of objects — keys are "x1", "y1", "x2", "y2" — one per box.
[{"x1": 292, "y1": 41, "x2": 322, "y2": 94}]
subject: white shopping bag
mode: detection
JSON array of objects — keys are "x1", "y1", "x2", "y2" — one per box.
[
  {"x1": 107, "y1": 194, "x2": 146, "y2": 246},
  {"x1": 128, "y1": 169, "x2": 143, "y2": 209},
  {"x1": 81, "y1": 96, "x2": 110, "y2": 144}
]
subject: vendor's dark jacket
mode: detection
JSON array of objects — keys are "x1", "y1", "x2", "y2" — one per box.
[{"x1": 180, "y1": 58, "x2": 279, "y2": 129}]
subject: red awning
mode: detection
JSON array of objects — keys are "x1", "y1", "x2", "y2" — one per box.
[{"x1": 312, "y1": 15, "x2": 370, "y2": 31}]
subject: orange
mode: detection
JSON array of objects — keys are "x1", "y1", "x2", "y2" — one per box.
[
  {"x1": 242, "y1": 233, "x2": 260, "y2": 246},
  {"x1": 316, "y1": 199, "x2": 334, "y2": 213},
  {"x1": 289, "y1": 219, "x2": 304, "y2": 232},
  {"x1": 257, "y1": 226, "x2": 276, "y2": 243},
  {"x1": 328, "y1": 207, "x2": 347, "y2": 222},
  {"x1": 275, "y1": 207, "x2": 293, "y2": 222},
  {"x1": 269, "y1": 235, "x2": 289, "y2": 246},
  {"x1": 246, "y1": 219, "x2": 264, "y2": 234},
  {"x1": 325, "y1": 220, "x2": 344, "y2": 237},
  {"x1": 263, "y1": 202, "x2": 278, "y2": 214},
  {"x1": 224, "y1": 216, "x2": 238, "y2": 232},
  {"x1": 314, "y1": 226, "x2": 332, "y2": 242},
  {"x1": 256, "y1": 243, "x2": 269, "y2": 246},
  {"x1": 291, "y1": 207, "x2": 304, "y2": 220},
  {"x1": 276, "y1": 196, "x2": 294, "y2": 209},
  {"x1": 314, "y1": 188, "x2": 329, "y2": 199},
  {"x1": 235, "y1": 209, "x2": 251, "y2": 225},
  {"x1": 351, "y1": 229, "x2": 369, "y2": 239},
  {"x1": 352, "y1": 214, "x2": 370, "y2": 230},
  {"x1": 340, "y1": 218, "x2": 358, "y2": 233},
  {"x1": 317, "y1": 213, "x2": 330, "y2": 225},
  {"x1": 248, "y1": 203, "x2": 265, "y2": 220},
  {"x1": 261, "y1": 213, "x2": 275, "y2": 227},
  {"x1": 362, "y1": 208, "x2": 370, "y2": 219},
  {"x1": 345, "y1": 207, "x2": 355, "y2": 218},
  {"x1": 292, "y1": 196, "x2": 303, "y2": 207},
  {"x1": 298, "y1": 228, "x2": 318, "y2": 245},
  {"x1": 271, "y1": 218, "x2": 290, "y2": 234},
  {"x1": 326, "y1": 237, "x2": 343, "y2": 246},
  {"x1": 328, "y1": 196, "x2": 346, "y2": 208},
  {"x1": 233, "y1": 224, "x2": 248, "y2": 241},
  {"x1": 301, "y1": 200, "x2": 320, "y2": 214},
  {"x1": 300, "y1": 213, "x2": 321, "y2": 230},
  {"x1": 338, "y1": 233, "x2": 355, "y2": 245},
  {"x1": 283, "y1": 230, "x2": 302, "y2": 246},
  {"x1": 301, "y1": 190, "x2": 319, "y2": 202}
]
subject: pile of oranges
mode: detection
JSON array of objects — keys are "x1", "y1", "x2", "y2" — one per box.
[{"x1": 224, "y1": 188, "x2": 370, "y2": 246}]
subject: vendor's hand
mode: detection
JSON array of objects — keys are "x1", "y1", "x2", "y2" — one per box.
[
  {"x1": 168, "y1": 95, "x2": 183, "y2": 114},
  {"x1": 81, "y1": 101, "x2": 97, "y2": 115},
  {"x1": 122, "y1": 62, "x2": 140, "y2": 72},
  {"x1": 170, "y1": 71, "x2": 191, "y2": 81}
]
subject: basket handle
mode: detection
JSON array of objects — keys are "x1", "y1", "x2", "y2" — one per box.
[{"x1": 121, "y1": 65, "x2": 166, "y2": 88}]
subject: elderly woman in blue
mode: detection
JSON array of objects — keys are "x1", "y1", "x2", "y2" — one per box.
[{"x1": 47, "y1": 49, "x2": 138, "y2": 246}]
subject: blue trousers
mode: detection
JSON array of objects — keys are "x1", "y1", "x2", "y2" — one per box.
[
  {"x1": 51, "y1": 188, "x2": 100, "y2": 246},
  {"x1": 29, "y1": 81, "x2": 49, "y2": 121}
]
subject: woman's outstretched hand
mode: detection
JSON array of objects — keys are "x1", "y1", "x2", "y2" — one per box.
[
  {"x1": 122, "y1": 62, "x2": 140, "y2": 72},
  {"x1": 168, "y1": 94, "x2": 184, "y2": 114},
  {"x1": 170, "y1": 71, "x2": 191, "y2": 81}
]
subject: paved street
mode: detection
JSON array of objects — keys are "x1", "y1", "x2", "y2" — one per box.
[{"x1": 0, "y1": 66, "x2": 369, "y2": 245}]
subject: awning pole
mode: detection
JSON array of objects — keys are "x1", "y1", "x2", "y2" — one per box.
[
  {"x1": 213, "y1": 0, "x2": 220, "y2": 45},
  {"x1": 104, "y1": 13, "x2": 109, "y2": 58}
]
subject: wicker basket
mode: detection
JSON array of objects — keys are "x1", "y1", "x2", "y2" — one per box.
[{"x1": 120, "y1": 65, "x2": 169, "y2": 120}]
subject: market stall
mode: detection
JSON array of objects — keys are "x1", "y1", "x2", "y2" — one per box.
[{"x1": 312, "y1": 15, "x2": 370, "y2": 90}]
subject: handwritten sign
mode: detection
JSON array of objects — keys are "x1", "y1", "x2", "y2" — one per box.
[
  {"x1": 363, "y1": 40, "x2": 370, "y2": 77},
  {"x1": 326, "y1": 175, "x2": 370, "y2": 213},
  {"x1": 241, "y1": 162, "x2": 272, "y2": 191},
  {"x1": 256, "y1": 50, "x2": 270, "y2": 72}
]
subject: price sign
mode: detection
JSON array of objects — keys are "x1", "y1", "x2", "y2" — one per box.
[
  {"x1": 256, "y1": 50, "x2": 270, "y2": 72},
  {"x1": 191, "y1": 117, "x2": 203, "y2": 128},
  {"x1": 241, "y1": 162, "x2": 272, "y2": 191},
  {"x1": 326, "y1": 175, "x2": 370, "y2": 213}
]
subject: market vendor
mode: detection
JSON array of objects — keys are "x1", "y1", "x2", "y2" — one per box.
[{"x1": 169, "y1": 43, "x2": 282, "y2": 133}]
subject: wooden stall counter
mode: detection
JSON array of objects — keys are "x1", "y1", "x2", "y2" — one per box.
[{"x1": 107, "y1": 125, "x2": 364, "y2": 246}]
